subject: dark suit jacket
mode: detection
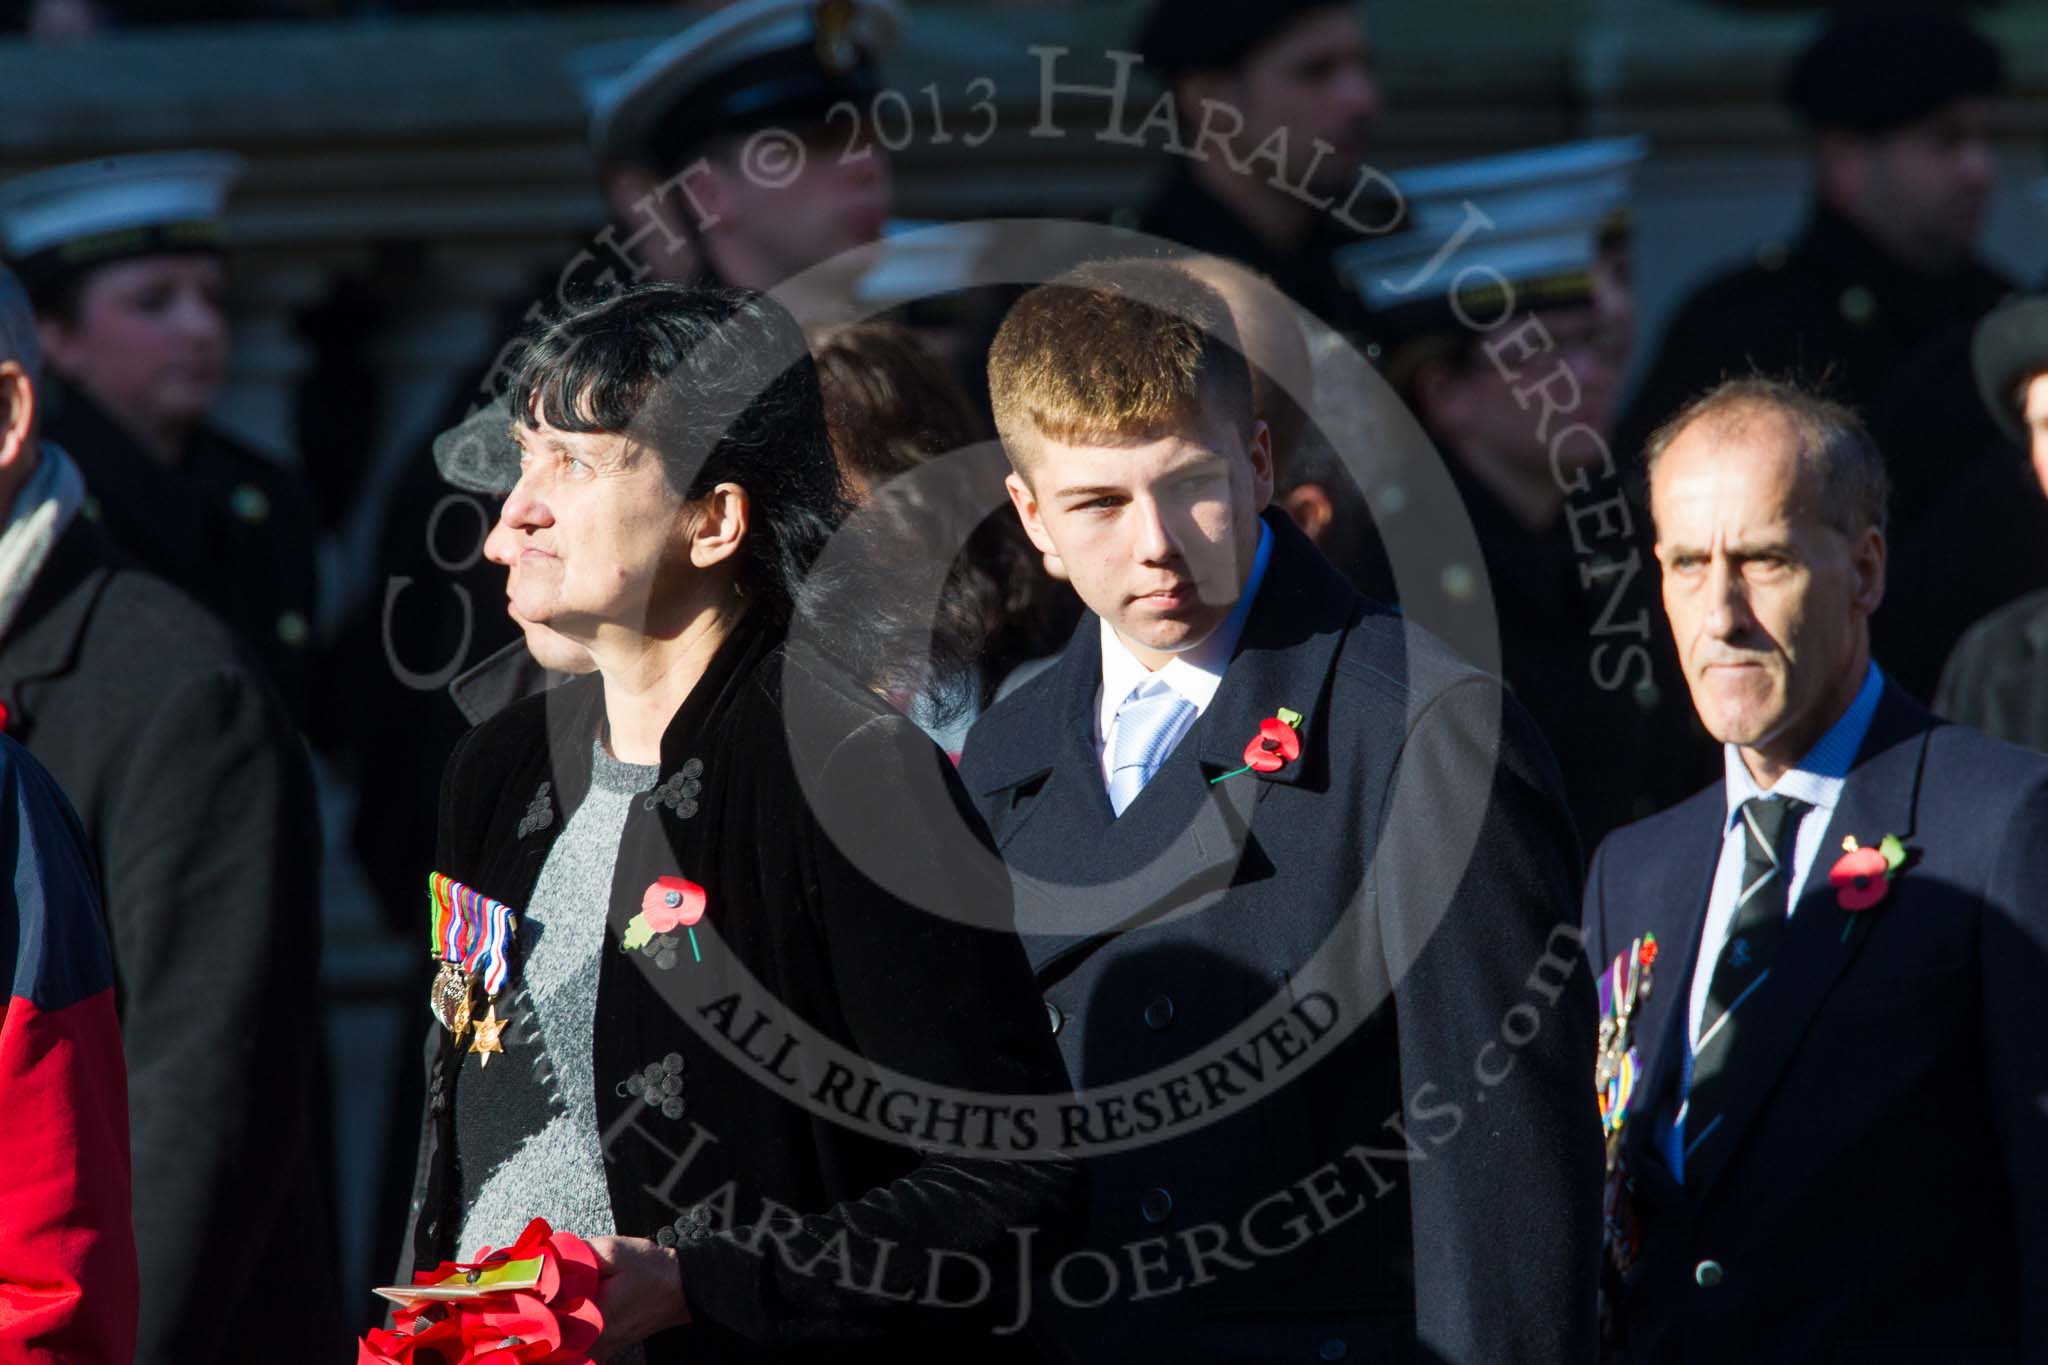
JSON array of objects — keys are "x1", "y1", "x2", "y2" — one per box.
[
  {"x1": 959, "y1": 513, "x2": 1603, "y2": 1365},
  {"x1": 0, "y1": 518, "x2": 341, "y2": 1363},
  {"x1": 1584, "y1": 682, "x2": 2048, "y2": 1364}
]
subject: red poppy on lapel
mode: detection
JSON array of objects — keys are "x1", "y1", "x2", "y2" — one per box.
[
  {"x1": 640, "y1": 875, "x2": 707, "y2": 932},
  {"x1": 1211, "y1": 707, "x2": 1306, "y2": 785},
  {"x1": 623, "y1": 875, "x2": 709, "y2": 955},
  {"x1": 1243, "y1": 714, "x2": 1303, "y2": 773},
  {"x1": 1829, "y1": 833, "x2": 1908, "y2": 912}
]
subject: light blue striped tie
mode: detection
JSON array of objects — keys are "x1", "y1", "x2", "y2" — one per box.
[{"x1": 1107, "y1": 679, "x2": 1197, "y2": 817}]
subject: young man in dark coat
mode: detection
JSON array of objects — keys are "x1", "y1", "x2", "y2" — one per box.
[
  {"x1": 1585, "y1": 378, "x2": 2048, "y2": 1362},
  {"x1": 960, "y1": 260, "x2": 1602, "y2": 1363},
  {"x1": 0, "y1": 268, "x2": 341, "y2": 1362}
]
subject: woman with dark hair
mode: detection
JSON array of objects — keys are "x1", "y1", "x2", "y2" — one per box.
[{"x1": 397, "y1": 284, "x2": 1079, "y2": 1362}]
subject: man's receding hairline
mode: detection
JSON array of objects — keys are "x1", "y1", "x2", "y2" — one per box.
[
  {"x1": 1665, "y1": 395, "x2": 1798, "y2": 451},
  {"x1": 1655, "y1": 403, "x2": 1818, "y2": 498},
  {"x1": 1651, "y1": 398, "x2": 1861, "y2": 539}
]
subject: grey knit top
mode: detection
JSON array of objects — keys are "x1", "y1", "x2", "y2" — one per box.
[{"x1": 457, "y1": 740, "x2": 658, "y2": 1254}]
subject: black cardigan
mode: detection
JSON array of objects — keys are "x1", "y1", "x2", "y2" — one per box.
[{"x1": 400, "y1": 608, "x2": 1082, "y2": 1362}]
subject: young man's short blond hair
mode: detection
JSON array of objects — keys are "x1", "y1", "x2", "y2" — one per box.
[{"x1": 986, "y1": 258, "x2": 1254, "y2": 476}]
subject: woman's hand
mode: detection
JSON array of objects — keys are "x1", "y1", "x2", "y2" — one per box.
[{"x1": 588, "y1": 1235, "x2": 691, "y2": 1360}]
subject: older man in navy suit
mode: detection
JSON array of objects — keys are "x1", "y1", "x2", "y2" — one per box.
[
  {"x1": 962, "y1": 260, "x2": 1601, "y2": 1364},
  {"x1": 1586, "y1": 377, "x2": 2048, "y2": 1363}
]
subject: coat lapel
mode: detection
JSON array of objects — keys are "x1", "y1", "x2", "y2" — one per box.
[
  {"x1": 0, "y1": 523, "x2": 112, "y2": 745},
  {"x1": 987, "y1": 608, "x2": 1258, "y2": 977},
  {"x1": 1192, "y1": 527, "x2": 1349, "y2": 797},
  {"x1": 1674, "y1": 683, "x2": 1934, "y2": 1199}
]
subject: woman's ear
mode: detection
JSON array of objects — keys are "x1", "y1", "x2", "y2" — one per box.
[{"x1": 688, "y1": 482, "x2": 750, "y2": 571}]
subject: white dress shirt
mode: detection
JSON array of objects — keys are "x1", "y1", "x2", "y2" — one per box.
[
  {"x1": 1095, "y1": 521, "x2": 1273, "y2": 790},
  {"x1": 1684, "y1": 660, "x2": 1886, "y2": 1050}
]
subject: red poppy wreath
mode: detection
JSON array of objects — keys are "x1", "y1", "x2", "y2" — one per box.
[{"x1": 360, "y1": 1218, "x2": 603, "y2": 1365}]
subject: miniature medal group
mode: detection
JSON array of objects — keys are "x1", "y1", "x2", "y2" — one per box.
[
  {"x1": 1596, "y1": 933, "x2": 1656, "y2": 1283},
  {"x1": 427, "y1": 872, "x2": 518, "y2": 1067}
]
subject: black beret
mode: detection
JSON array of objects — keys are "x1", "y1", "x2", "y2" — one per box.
[
  {"x1": 1972, "y1": 296, "x2": 2048, "y2": 448},
  {"x1": 1784, "y1": 4, "x2": 2003, "y2": 133},
  {"x1": 1132, "y1": 0, "x2": 1355, "y2": 81}
]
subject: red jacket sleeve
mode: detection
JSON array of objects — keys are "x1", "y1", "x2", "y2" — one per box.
[{"x1": 0, "y1": 736, "x2": 137, "y2": 1363}]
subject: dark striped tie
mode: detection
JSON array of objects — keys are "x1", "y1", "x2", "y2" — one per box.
[{"x1": 1680, "y1": 795, "x2": 1810, "y2": 1167}]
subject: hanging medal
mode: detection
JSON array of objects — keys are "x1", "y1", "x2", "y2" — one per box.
[
  {"x1": 430, "y1": 961, "x2": 475, "y2": 1043},
  {"x1": 426, "y1": 871, "x2": 519, "y2": 1065},
  {"x1": 1594, "y1": 934, "x2": 1656, "y2": 1152},
  {"x1": 1595, "y1": 932, "x2": 1657, "y2": 1289}
]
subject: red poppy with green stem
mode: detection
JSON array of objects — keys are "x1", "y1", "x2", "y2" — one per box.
[
  {"x1": 623, "y1": 876, "x2": 708, "y2": 961},
  {"x1": 1212, "y1": 707, "x2": 1304, "y2": 784},
  {"x1": 1830, "y1": 834, "x2": 1907, "y2": 911},
  {"x1": 1829, "y1": 835, "x2": 1909, "y2": 941}
]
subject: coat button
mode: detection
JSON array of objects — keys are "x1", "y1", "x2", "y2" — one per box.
[
  {"x1": 1839, "y1": 285, "x2": 1877, "y2": 326},
  {"x1": 276, "y1": 610, "x2": 310, "y2": 647},
  {"x1": 231, "y1": 483, "x2": 271, "y2": 524},
  {"x1": 1139, "y1": 1187, "x2": 1173, "y2": 1224},
  {"x1": 1046, "y1": 1001, "x2": 1064, "y2": 1035},
  {"x1": 1694, "y1": 1259, "x2": 1724, "y2": 1288},
  {"x1": 1319, "y1": 1341, "x2": 1349, "y2": 1362},
  {"x1": 1143, "y1": 995, "x2": 1175, "y2": 1030}
]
